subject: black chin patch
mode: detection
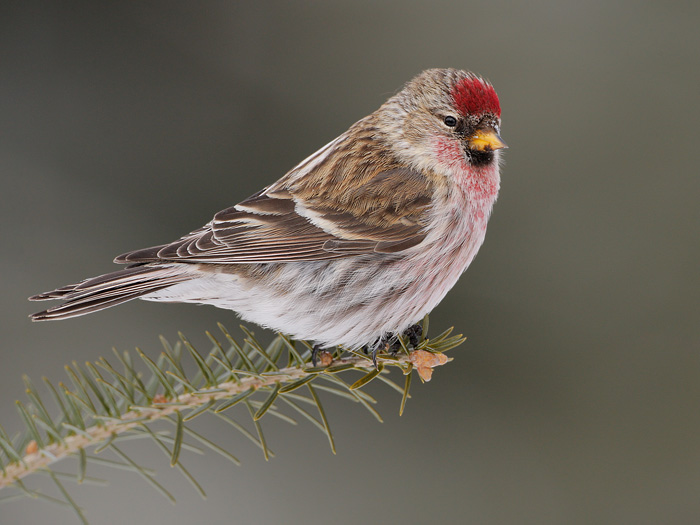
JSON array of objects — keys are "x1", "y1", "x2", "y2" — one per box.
[{"x1": 465, "y1": 148, "x2": 495, "y2": 167}]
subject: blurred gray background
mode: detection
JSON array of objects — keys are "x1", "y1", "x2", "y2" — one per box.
[{"x1": 1, "y1": 1, "x2": 699, "y2": 524}]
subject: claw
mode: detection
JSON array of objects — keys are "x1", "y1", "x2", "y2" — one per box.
[
  {"x1": 371, "y1": 346, "x2": 379, "y2": 369},
  {"x1": 311, "y1": 344, "x2": 321, "y2": 366}
]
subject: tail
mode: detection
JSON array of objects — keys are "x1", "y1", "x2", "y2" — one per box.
[{"x1": 29, "y1": 265, "x2": 190, "y2": 321}]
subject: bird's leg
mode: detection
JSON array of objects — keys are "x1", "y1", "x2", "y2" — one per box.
[
  {"x1": 387, "y1": 324, "x2": 424, "y2": 356},
  {"x1": 369, "y1": 334, "x2": 393, "y2": 368},
  {"x1": 366, "y1": 324, "x2": 424, "y2": 368}
]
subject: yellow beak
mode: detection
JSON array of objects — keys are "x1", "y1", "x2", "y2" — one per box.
[{"x1": 467, "y1": 128, "x2": 508, "y2": 152}]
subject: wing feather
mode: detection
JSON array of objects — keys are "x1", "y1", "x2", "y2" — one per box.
[{"x1": 115, "y1": 146, "x2": 435, "y2": 265}]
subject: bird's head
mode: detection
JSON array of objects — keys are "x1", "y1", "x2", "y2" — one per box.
[{"x1": 381, "y1": 68, "x2": 506, "y2": 175}]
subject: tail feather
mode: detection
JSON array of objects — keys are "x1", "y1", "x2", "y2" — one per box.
[{"x1": 30, "y1": 265, "x2": 190, "y2": 321}]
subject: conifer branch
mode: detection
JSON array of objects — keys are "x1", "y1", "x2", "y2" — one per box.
[{"x1": 0, "y1": 318, "x2": 464, "y2": 521}]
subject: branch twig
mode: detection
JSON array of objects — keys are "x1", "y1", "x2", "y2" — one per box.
[{"x1": 0, "y1": 353, "x2": 409, "y2": 488}]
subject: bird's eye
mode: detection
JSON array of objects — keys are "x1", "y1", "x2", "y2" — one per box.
[{"x1": 443, "y1": 116, "x2": 458, "y2": 127}]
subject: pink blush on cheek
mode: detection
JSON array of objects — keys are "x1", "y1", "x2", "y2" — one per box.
[
  {"x1": 432, "y1": 137, "x2": 498, "y2": 194},
  {"x1": 433, "y1": 137, "x2": 469, "y2": 171}
]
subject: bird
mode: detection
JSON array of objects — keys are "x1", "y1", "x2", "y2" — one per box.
[{"x1": 30, "y1": 68, "x2": 506, "y2": 358}]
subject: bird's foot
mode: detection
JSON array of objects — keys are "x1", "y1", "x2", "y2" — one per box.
[
  {"x1": 404, "y1": 323, "x2": 423, "y2": 348},
  {"x1": 367, "y1": 324, "x2": 424, "y2": 368}
]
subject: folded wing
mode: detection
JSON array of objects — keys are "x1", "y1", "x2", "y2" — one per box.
[{"x1": 116, "y1": 167, "x2": 433, "y2": 265}]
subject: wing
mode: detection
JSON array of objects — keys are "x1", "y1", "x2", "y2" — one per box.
[{"x1": 116, "y1": 165, "x2": 434, "y2": 265}]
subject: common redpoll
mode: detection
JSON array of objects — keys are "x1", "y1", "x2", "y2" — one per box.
[{"x1": 30, "y1": 68, "x2": 506, "y2": 353}]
